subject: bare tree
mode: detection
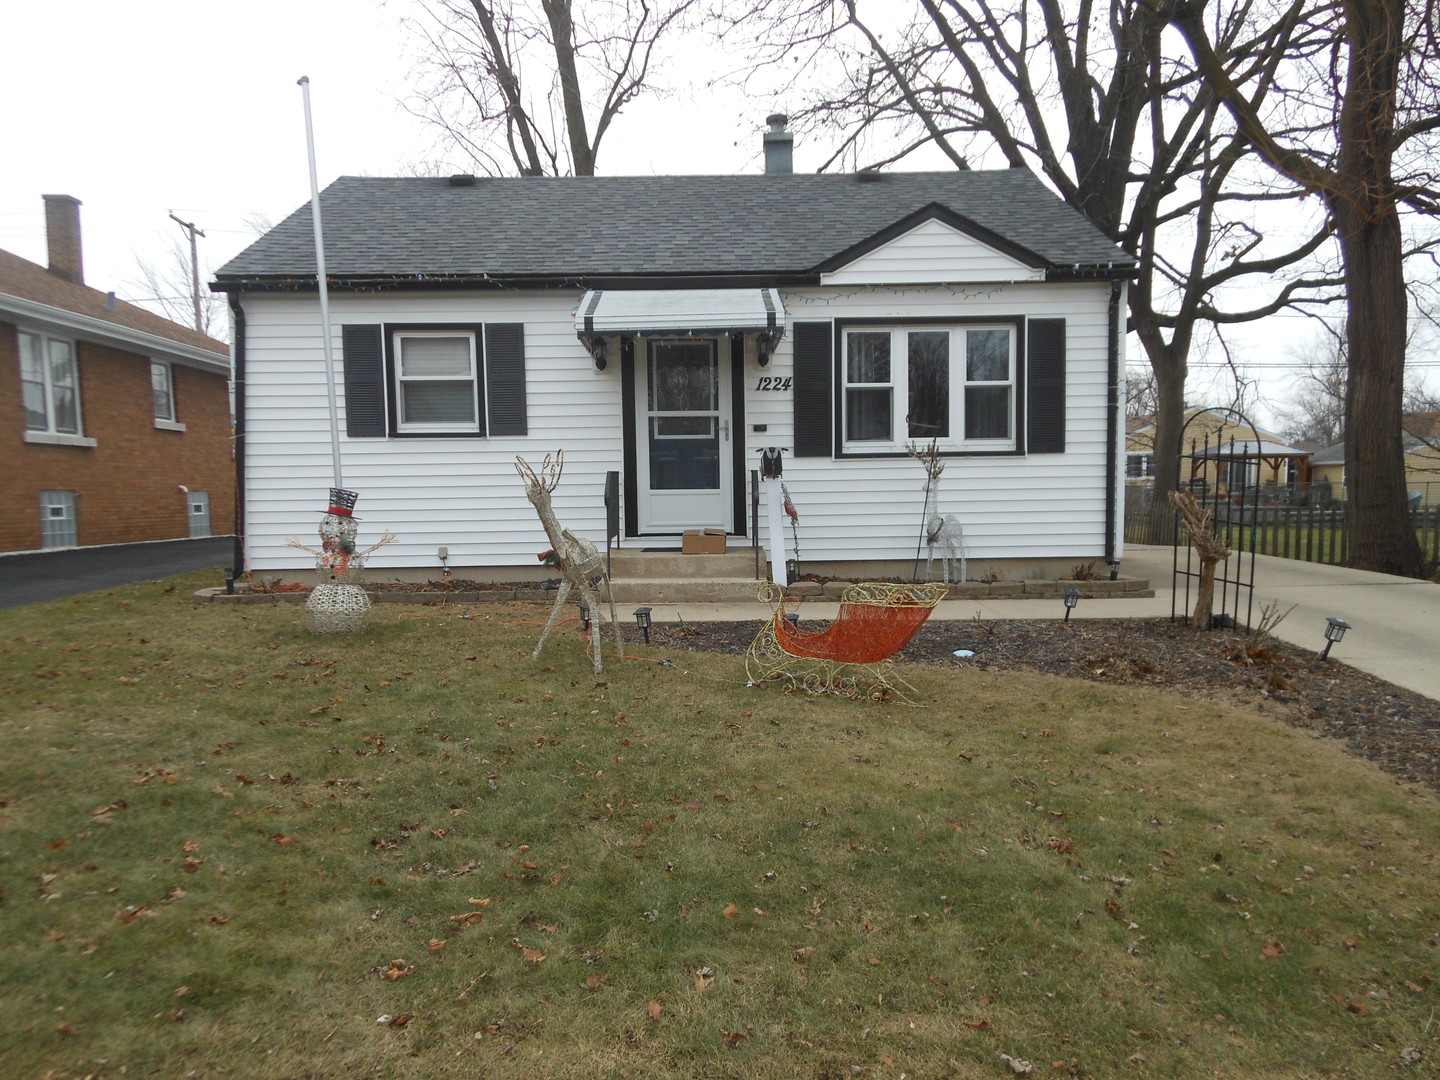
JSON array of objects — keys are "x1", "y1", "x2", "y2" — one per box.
[
  {"x1": 1272, "y1": 324, "x2": 1349, "y2": 446},
  {"x1": 716, "y1": 0, "x2": 1343, "y2": 538},
  {"x1": 402, "y1": 0, "x2": 700, "y2": 176},
  {"x1": 1126, "y1": 366, "x2": 1161, "y2": 421},
  {"x1": 1167, "y1": 0, "x2": 1440, "y2": 575},
  {"x1": 125, "y1": 234, "x2": 227, "y2": 340}
]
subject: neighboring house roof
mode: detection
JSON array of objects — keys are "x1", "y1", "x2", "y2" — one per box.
[
  {"x1": 1, "y1": 248, "x2": 230, "y2": 372},
  {"x1": 214, "y1": 170, "x2": 1135, "y2": 287},
  {"x1": 1403, "y1": 411, "x2": 1440, "y2": 442},
  {"x1": 1126, "y1": 407, "x2": 1286, "y2": 446},
  {"x1": 1190, "y1": 439, "x2": 1308, "y2": 459},
  {"x1": 1310, "y1": 442, "x2": 1345, "y2": 466}
]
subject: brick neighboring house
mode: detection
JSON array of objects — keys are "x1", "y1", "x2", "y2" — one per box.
[{"x1": 1, "y1": 195, "x2": 233, "y2": 553}]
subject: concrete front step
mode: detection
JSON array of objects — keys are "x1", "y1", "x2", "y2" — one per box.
[
  {"x1": 608, "y1": 547, "x2": 762, "y2": 581},
  {"x1": 608, "y1": 578, "x2": 770, "y2": 604},
  {"x1": 606, "y1": 547, "x2": 770, "y2": 603}
]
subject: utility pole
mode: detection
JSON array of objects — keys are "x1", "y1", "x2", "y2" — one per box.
[{"x1": 168, "y1": 212, "x2": 206, "y2": 332}]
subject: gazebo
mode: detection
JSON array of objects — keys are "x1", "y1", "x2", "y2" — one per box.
[{"x1": 1189, "y1": 438, "x2": 1311, "y2": 496}]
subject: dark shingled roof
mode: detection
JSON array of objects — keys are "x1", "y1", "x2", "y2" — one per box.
[
  {"x1": 215, "y1": 170, "x2": 1133, "y2": 285},
  {"x1": 1, "y1": 248, "x2": 229, "y2": 359}
]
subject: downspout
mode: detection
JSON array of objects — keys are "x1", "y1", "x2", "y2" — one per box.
[
  {"x1": 226, "y1": 291, "x2": 246, "y2": 593},
  {"x1": 1105, "y1": 279, "x2": 1123, "y2": 577}
]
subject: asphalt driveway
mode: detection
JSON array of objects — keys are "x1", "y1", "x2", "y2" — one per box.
[{"x1": 0, "y1": 536, "x2": 234, "y2": 612}]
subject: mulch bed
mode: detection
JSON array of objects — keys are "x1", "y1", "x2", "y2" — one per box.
[{"x1": 645, "y1": 616, "x2": 1440, "y2": 797}]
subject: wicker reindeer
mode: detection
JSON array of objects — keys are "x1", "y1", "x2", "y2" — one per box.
[{"x1": 516, "y1": 452, "x2": 623, "y2": 674}]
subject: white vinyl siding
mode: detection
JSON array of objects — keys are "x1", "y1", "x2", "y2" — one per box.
[
  {"x1": 238, "y1": 278, "x2": 1120, "y2": 573},
  {"x1": 820, "y1": 218, "x2": 1046, "y2": 286}
]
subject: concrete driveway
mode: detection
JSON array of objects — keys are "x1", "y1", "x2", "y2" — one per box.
[{"x1": 0, "y1": 536, "x2": 234, "y2": 612}]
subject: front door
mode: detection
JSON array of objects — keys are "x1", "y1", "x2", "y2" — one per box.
[{"x1": 634, "y1": 338, "x2": 733, "y2": 534}]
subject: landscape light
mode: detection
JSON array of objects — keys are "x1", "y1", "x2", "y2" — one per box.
[
  {"x1": 1063, "y1": 587, "x2": 1081, "y2": 622},
  {"x1": 577, "y1": 600, "x2": 591, "y2": 631},
  {"x1": 1319, "y1": 616, "x2": 1351, "y2": 661},
  {"x1": 633, "y1": 606, "x2": 653, "y2": 644}
]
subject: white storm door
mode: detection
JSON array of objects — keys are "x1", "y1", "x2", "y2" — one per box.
[{"x1": 635, "y1": 339, "x2": 733, "y2": 533}]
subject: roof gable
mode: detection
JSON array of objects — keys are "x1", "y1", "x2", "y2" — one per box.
[{"x1": 818, "y1": 205, "x2": 1047, "y2": 285}]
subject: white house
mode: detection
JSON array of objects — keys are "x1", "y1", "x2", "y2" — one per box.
[{"x1": 213, "y1": 128, "x2": 1134, "y2": 585}]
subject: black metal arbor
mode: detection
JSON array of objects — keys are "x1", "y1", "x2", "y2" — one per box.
[{"x1": 1168, "y1": 408, "x2": 1264, "y2": 630}]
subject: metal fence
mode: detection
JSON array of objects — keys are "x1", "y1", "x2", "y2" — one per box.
[{"x1": 1125, "y1": 484, "x2": 1440, "y2": 568}]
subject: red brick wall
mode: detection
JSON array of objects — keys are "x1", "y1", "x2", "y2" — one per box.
[{"x1": 0, "y1": 320, "x2": 233, "y2": 552}]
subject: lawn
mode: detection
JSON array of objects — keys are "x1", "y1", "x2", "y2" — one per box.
[{"x1": 2, "y1": 570, "x2": 1438, "y2": 1079}]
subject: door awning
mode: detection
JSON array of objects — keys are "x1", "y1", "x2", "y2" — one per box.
[{"x1": 574, "y1": 288, "x2": 785, "y2": 349}]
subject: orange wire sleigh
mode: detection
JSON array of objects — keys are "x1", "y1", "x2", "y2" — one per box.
[{"x1": 745, "y1": 581, "x2": 948, "y2": 703}]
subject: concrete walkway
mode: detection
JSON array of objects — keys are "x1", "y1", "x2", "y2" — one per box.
[{"x1": 646, "y1": 545, "x2": 1440, "y2": 703}]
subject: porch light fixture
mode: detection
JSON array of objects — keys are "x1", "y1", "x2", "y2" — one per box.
[
  {"x1": 577, "y1": 600, "x2": 591, "y2": 631},
  {"x1": 633, "y1": 606, "x2": 653, "y2": 644},
  {"x1": 1063, "y1": 587, "x2": 1081, "y2": 622},
  {"x1": 1319, "y1": 616, "x2": 1351, "y2": 661}
]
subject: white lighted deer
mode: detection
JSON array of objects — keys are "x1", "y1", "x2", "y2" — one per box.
[{"x1": 516, "y1": 452, "x2": 623, "y2": 674}]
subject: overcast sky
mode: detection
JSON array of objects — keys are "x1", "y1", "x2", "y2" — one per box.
[
  {"x1": 3, "y1": 1, "x2": 1432, "y2": 423},
  {"x1": 0, "y1": 1, "x2": 766, "y2": 302}
]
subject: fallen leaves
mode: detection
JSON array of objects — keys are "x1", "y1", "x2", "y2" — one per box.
[
  {"x1": 1261, "y1": 942, "x2": 1285, "y2": 959},
  {"x1": 381, "y1": 959, "x2": 414, "y2": 981},
  {"x1": 647, "y1": 1000, "x2": 663, "y2": 1020}
]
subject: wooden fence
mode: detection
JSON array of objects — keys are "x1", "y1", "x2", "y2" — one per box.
[{"x1": 1124, "y1": 486, "x2": 1440, "y2": 569}]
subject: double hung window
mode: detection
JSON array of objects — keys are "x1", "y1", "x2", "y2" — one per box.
[
  {"x1": 842, "y1": 324, "x2": 1015, "y2": 452},
  {"x1": 392, "y1": 331, "x2": 480, "y2": 433},
  {"x1": 151, "y1": 361, "x2": 175, "y2": 420},
  {"x1": 20, "y1": 331, "x2": 81, "y2": 436}
]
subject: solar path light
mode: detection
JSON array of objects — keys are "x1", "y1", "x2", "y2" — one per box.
[
  {"x1": 1319, "y1": 616, "x2": 1351, "y2": 661},
  {"x1": 1063, "y1": 587, "x2": 1081, "y2": 622}
]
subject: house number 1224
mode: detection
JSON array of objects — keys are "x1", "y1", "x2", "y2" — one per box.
[{"x1": 754, "y1": 376, "x2": 793, "y2": 391}]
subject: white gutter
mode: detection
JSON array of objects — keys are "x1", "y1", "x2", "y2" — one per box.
[{"x1": 0, "y1": 291, "x2": 230, "y2": 375}]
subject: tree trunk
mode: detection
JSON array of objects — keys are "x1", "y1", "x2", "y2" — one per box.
[
  {"x1": 1333, "y1": 0, "x2": 1426, "y2": 577},
  {"x1": 541, "y1": 0, "x2": 595, "y2": 176},
  {"x1": 1145, "y1": 347, "x2": 1188, "y2": 544},
  {"x1": 1335, "y1": 204, "x2": 1423, "y2": 575}
]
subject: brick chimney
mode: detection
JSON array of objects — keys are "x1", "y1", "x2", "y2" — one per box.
[
  {"x1": 763, "y1": 114, "x2": 793, "y2": 175},
  {"x1": 42, "y1": 194, "x2": 84, "y2": 285}
]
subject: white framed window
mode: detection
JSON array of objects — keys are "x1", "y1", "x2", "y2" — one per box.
[
  {"x1": 392, "y1": 331, "x2": 480, "y2": 434},
  {"x1": 20, "y1": 331, "x2": 82, "y2": 436},
  {"x1": 841, "y1": 324, "x2": 1015, "y2": 452},
  {"x1": 151, "y1": 361, "x2": 176, "y2": 421},
  {"x1": 1126, "y1": 452, "x2": 1157, "y2": 479}
]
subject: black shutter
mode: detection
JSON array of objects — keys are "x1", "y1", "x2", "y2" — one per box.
[
  {"x1": 341, "y1": 325, "x2": 385, "y2": 437},
  {"x1": 485, "y1": 323, "x2": 527, "y2": 436},
  {"x1": 1027, "y1": 318, "x2": 1066, "y2": 453},
  {"x1": 792, "y1": 321, "x2": 833, "y2": 458}
]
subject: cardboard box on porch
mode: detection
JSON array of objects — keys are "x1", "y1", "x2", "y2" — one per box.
[{"x1": 682, "y1": 528, "x2": 727, "y2": 555}]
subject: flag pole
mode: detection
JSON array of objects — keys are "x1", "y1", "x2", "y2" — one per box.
[{"x1": 298, "y1": 76, "x2": 343, "y2": 489}]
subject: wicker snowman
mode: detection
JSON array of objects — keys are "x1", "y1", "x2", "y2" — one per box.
[{"x1": 288, "y1": 489, "x2": 395, "y2": 635}]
